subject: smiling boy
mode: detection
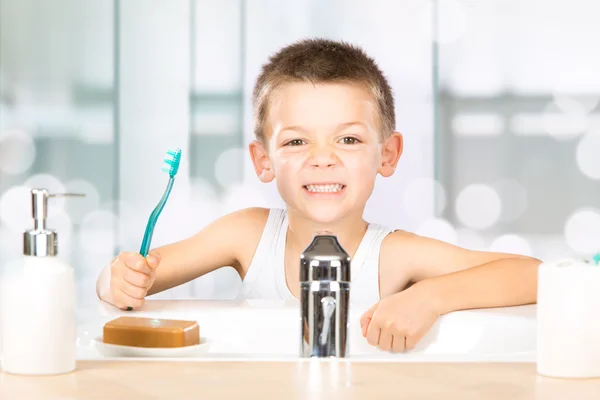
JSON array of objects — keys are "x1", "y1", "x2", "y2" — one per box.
[{"x1": 97, "y1": 38, "x2": 540, "y2": 352}]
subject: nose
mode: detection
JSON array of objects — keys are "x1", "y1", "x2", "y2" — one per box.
[{"x1": 309, "y1": 144, "x2": 338, "y2": 168}]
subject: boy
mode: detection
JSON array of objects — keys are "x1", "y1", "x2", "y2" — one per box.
[{"x1": 97, "y1": 38, "x2": 540, "y2": 353}]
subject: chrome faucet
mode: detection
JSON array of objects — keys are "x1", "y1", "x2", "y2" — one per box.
[{"x1": 300, "y1": 234, "x2": 350, "y2": 358}]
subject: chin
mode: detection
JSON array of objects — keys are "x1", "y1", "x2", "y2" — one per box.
[{"x1": 300, "y1": 203, "x2": 354, "y2": 225}]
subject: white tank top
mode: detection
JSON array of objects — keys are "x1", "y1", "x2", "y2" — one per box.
[{"x1": 238, "y1": 208, "x2": 394, "y2": 308}]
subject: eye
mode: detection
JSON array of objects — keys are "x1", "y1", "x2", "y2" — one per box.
[
  {"x1": 284, "y1": 139, "x2": 306, "y2": 146},
  {"x1": 339, "y1": 137, "x2": 361, "y2": 145}
]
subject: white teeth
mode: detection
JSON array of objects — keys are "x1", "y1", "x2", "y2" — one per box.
[{"x1": 304, "y1": 184, "x2": 345, "y2": 193}]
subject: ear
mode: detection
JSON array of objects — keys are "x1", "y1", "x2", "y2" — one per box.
[
  {"x1": 248, "y1": 140, "x2": 275, "y2": 183},
  {"x1": 378, "y1": 132, "x2": 403, "y2": 178}
]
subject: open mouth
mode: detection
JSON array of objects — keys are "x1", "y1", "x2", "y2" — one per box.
[{"x1": 302, "y1": 184, "x2": 346, "y2": 193}]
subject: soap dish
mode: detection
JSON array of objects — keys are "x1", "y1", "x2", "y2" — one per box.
[{"x1": 93, "y1": 336, "x2": 211, "y2": 358}]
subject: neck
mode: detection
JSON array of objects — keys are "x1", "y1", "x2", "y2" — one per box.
[{"x1": 285, "y1": 207, "x2": 369, "y2": 256}]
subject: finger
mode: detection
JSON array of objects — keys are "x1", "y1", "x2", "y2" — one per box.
[
  {"x1": 146, "y1": 251, "x2": 161, "y2": 269},
  {"x1": 405, "y1": 330, "x2": 426, "y2": 351},
  {"x1": 123, "y1": 269, "x2": 153, "y2": 289},
  {"x1": 120, "y1": 282, "x2": 147, "y2": 300},
  {"x1": 366, "y1": 324, "x2": 381, "y2": 347},
  {"x1": 360, "y1": 304, "x2": 377, "y2": 334},
  {"x1": 114, "y1": 289, "x2": 144, "y2": 310},
  {"x1": 361, "y1": 316, "x2": 371, "y2": 337},
  {"x1": 378, "y1": 330, "x2": 393, "y2": 351},
  {"x1": 392, "y1": 334, "x2": 406, "y2": 353},
  {"x1": 124, "y1": 256, "x2": 152, "y2": 275}
]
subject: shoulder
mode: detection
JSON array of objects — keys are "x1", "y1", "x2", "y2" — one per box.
[
  {"x1": 218, "y1": 207, "x2": 271, "y2": 235},
  {"x1": 380, "y1": 229, "x2": 465, "y2": 265},
  {"x1": 231, "y1": 206, "x2": 271, "y2": 224},
  {"x1": 380, "y1": 229, "x2": 417, "y2": 254},
  {"x1": 379, "y1": 229, "x2": 418, "y2": 266},
  {"x1": 381, "y1": 229, "x2": 452, "y2": 254},
  {"x1": 378, "y1": 230, "x2": 440, "y2": 295}
]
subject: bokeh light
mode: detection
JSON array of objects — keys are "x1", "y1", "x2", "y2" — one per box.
[
  {"x1": 47, "y1": 209, "x2": 74, "y2": 254},
  {"x1": 553, "y1": 94, "x2": 598, "y2": 114},
  {"x1": 455, "y1": 184, "x2": 502, "y2": 230},
  {"x1": 564, "y1": 208, "x2": 600, "y2": 254},
  {"x1": 214, "y1": 147, "x2": 244, "y2": 188},
  {"x1": 401, "y1": 177, "x2": 447, "y2": 221},
  {"x1": 24, "y1": 173, "x2": 65, "y2": 193},
  {"x1": 0, "y1": 225, "x2": 21, "y2": 262},
  {"x1": 456, "y1": 228, "x2": 486, "y2": 251},
  {"x1": 452, "y1": 113, "x2": 504, "y2": 137},
  {"x1": 541, "y1": 101, "x2": 588, "y2": 141},
  {"x1": 64, "y1": 179, "x2": 101, "y2": 223},
  {"x1": 101, "y1": 200, "x2": 142, "y2": 251},
  {"x1": 575, "y1": 131, "x2": 600, "y2": 180},
  {"x1": 220, "y1": 182, "x2": 269, "y2": 215},
  {"x1": 0, "y1": 186, "x2": 32, "y2": 231},
  {"x1": 489, "y1": 234, "x2": 533, "y2": 257},
  {"x1": 492, "y1": 179, "x2": 528, "y2": 222},
  {"x1": 416, "y1": 218, "x2": 458, "y2": 245},
  {"x1": 79, "y1": 209, "x2": 118, "y2": 256},
  {"x1": 0, "y1": 129, "x2": 36, "y2": 175},
  {"x1": 152, "y1": 178, "x2": 220, "y2": 246},
  {"x1": 189, "y1": 177, "x2": 218, "y2": 204}
]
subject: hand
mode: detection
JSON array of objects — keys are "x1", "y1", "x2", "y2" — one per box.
[
  {"x1": 360, "y1": 282, "x2": 441, "y2": 352},
  {"x1": 100, "y1": 251, "x2": 161, "y2": 310}
]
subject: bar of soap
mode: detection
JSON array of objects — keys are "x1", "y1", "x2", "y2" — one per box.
[{"x1": 103, "y1": 316, "x2": 200, "y2": 348}]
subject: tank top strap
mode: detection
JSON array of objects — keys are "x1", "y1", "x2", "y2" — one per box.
[
  {"x1": 350, "y1": 223, "x2": 395, "y2": 307},
  {"x1": 239, "y1": 208, "x2": 288, "y2": 299}
]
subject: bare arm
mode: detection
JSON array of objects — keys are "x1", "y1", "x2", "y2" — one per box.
[
  {"x1": 422, "y1": 255, "x2": 539, "y2": 315},
  {"x1": 147, "y1": 207, "x2": 268, "y2": 295},
  {"x1": 362, "y1": 232, "x2": 540, "y2": 352},
  {"x1": 96, "y1": 207, "x2": 269, "y2": 304},
  {"x1": 380, "y1": 232, "x2": 541, "y2": 314}
]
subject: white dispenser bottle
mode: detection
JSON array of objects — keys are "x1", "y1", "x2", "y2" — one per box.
[{"x1": 0, "y1": 188, "x2": 83, "y2": 375}]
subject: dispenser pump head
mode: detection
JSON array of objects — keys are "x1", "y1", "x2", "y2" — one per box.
[{"x1": 23, "y1": 188, "x2": 84, "y2": 256}]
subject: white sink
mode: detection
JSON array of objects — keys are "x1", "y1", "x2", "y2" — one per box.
[{"x1": 76, "y1": 300, "x2": 537, "y2": 362}]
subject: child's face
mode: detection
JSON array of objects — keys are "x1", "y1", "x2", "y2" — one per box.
[{"x1": 250, "y1": 82, "x2": 402, "y2": 224}]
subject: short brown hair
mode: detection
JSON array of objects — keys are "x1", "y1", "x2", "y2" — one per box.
[{"x1": 252, "y1": 38, "x2": 395, "y2": 143}]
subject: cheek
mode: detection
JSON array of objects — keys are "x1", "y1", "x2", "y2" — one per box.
[
  {"x1": 271, "y1": 153, "x2": 304, "y2": 175},
  {"x1": 344, "y1": 151, "x2": 380, "y2": 176},
  {"x1": 272, "y1": 155, "x2": 305, "y2": 199}
]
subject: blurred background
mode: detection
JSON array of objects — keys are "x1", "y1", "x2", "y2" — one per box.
[{"x1": 1, "y1": 0, "x2": 600, "y2": 312}]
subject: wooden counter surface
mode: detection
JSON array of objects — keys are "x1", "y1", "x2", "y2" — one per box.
[{"x1": 2, "y1": 361, "x2": 600, "y2": 399}]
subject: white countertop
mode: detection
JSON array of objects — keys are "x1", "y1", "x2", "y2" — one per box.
[{"x1": 76, "y1": 299, "x2": 537, "y2": 362}]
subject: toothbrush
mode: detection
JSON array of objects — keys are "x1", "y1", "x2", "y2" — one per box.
[
  {"x1": 139, "y1": 148, "x2": 182, "y2": 257},
  {"x1": 126, "y1": 149, "x2": 181, "y2": 311}
]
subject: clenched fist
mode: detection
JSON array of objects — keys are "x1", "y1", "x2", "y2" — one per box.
[{"x1": 98, "y1": 251, "x2": 161, "y2": 310}]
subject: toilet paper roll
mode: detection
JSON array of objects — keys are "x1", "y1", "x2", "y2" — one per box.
[{"x1": 537, "y1": 259, "x2": 600, "y2": 378}]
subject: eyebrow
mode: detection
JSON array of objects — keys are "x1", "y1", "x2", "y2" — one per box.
[
  {"x1": 279, "y1": 121, "x2": 367, "y2": 134},
  {"x1": 279, "y1": 125, "x2": 310, "y2": 134},
  {"x1": 336, "y1": 121, "x2": 367, "y2": 131}
]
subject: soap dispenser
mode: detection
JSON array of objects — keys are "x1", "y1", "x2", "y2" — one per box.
[{"x1": 0, "y1": 188, "x2": 83, "y2": 375}]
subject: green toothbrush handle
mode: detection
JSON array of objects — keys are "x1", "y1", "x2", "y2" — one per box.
[
  {"x1": 139, "y1": 177, "x2": 175, "y2": 257},
  {"x1": 126, "y1": 177, "x2": 175, "y2": 312}
]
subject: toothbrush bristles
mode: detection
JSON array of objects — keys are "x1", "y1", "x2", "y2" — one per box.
[{"x1": 162, "y1": 148, "x2": 182, "y2": 177}]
